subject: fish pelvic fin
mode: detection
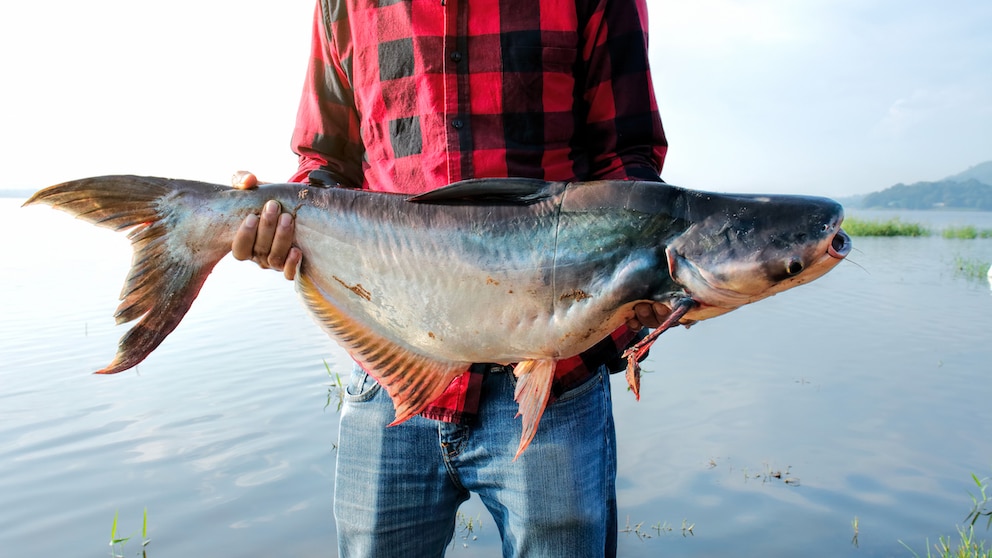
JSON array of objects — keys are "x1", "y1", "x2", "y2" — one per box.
[
  {"x1": 512, "y1": 358, "x2": 557, "y2": 460},
  {"x1": 297, "y1": 268, "x2": 467, "y2": 424},
  {"x1": 25, "y1": 176, "x2": 233, "y2": 374}
]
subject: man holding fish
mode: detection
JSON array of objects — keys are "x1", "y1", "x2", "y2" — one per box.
[
  {"x1": 26, "y1": 0, "x2": 849, "y2": 553},
  {"x1": 233, "y1": 0, "x2": 668, "y2": 555}
]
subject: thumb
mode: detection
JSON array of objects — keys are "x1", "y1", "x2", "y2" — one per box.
[{"x1": 231, "y1": 170, "x2": 259, "y2": 190}]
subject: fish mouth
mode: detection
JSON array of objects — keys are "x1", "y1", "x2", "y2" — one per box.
[{"x1": 828, "y1": 229, "x2": 852, "y2": 259}]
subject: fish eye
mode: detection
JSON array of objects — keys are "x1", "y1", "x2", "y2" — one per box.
[{"x1": 786, "y1": 259, "x2": 804, "y2": 276}]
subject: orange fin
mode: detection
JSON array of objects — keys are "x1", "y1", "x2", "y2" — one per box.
[
  {"x1": 625, "y1": 358, "x2": 641, "y2": 401},
  {"x1": 297, "y1": 268, "x2": 467, "y2": 424},
  {"x1": 512, "y1": 359, "x2": 557, "y2": 460}
]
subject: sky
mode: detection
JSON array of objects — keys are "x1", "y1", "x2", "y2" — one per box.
[{"x1": 1, "y1": 0, "x2": 989, "y2": 197}]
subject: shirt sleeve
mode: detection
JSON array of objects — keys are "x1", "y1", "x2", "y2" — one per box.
[
  {"x1": 580, "y1": 0, "x2": 667, "y2": 181},
  {"x1": 289, "y1": 1, "x2": 365, "y2": 186}
]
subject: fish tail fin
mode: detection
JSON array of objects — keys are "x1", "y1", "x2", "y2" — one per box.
[
  {"x1": 512, "y1": 359, "x2": 557, "y2": 460},
  {"x1": 24, "y1": 175, "x2": 234, "y2": 374}
]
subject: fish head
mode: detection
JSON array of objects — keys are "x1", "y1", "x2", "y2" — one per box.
[{"x1": 666, "y1": 192, "x2": 851, "y2": 321}]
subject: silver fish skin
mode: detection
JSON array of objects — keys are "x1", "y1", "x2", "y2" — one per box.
[{"x1": 24, "y1": 175, "x2": 851, "y2": 456}]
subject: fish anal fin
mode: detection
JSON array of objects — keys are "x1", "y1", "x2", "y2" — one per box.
[
  {"x1": 297, "y1": 268, "x2": 467, "y2": 424},
  {"x1": 512, "y1": 359, "x2": 557, "y2": 460}
]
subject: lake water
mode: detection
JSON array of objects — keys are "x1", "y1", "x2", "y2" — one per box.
[{"x1": 2, "y1": 198, "x2": 991, "y2": 557}]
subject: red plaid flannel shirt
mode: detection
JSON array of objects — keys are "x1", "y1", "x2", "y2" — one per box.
[{"x1": 290, "y1": 0, "x2": 667, "y2": 424}]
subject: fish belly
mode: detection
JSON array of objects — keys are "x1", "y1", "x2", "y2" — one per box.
[{"x1": 293, "y1": 204, "x2": 638, "y2": 364}]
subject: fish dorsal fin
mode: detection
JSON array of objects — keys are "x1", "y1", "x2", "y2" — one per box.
[
  {"x1": 407, "y1": 178, "x2": 555, "y2": 205},
  {"x1": 512, "y1": 359, "x2": 557, "y2": 460},
  {"x1": 297, "y1": 268, "x2": 468, "y2": 424}
]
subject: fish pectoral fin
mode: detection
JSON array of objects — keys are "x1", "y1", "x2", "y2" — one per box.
[
  {"x1": 406, "y1": 178, "x2": 554, "y2": 205},
  {"x1": 512, "y1": 358, "x2": 557, "y2": 460},
  {"x1": 297, "y1": 268, "x2": 467, "y2": 424}
]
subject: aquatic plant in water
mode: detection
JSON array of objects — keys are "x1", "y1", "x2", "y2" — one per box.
[
  {"x1": 843, "y1": 217, "x2": 930, "y2": 237},
  {"x1": 943, "y1": 226, "x2": 992, "y2": 239},
  {"x1": 901, "y1": 473, "x2": 992, "y2": 557},
  {"x1": 109, "y1": 508, "x2": 149, "y2": 558},
  {"x1": 952, "y1": 257, "x2": 992, "y2": 281},
  {"x1": 966, "y1": 473, "x2": 992, "y2": 530}
]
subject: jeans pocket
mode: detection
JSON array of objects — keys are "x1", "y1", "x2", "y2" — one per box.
[
  {"x1": 552, "y1": 366, "x2": 605, "y2": 405},
  {"x1": 344, "y1": 367, "x2": 381, "y2": 403}
]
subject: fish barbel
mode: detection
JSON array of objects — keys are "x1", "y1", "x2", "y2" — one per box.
[{"x1": 24, "y1": 176, "x2": 851, "y2": 456}]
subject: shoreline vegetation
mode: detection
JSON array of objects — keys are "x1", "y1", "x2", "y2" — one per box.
[
  {"x1": 843, "y1": 217, "x2": 992, "y2": 239},
  {"x1": 843, "y1": 217, "x2": 992, "y2": 280}
]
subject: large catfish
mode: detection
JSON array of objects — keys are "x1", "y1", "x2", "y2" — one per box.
[{"x1": 25, "y1": 176, "x2": 851, "y2": 456}]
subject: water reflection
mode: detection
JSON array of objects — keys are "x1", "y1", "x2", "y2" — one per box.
[{"x1": 2, "y1": 200, "x2": 992, "y2": 556}]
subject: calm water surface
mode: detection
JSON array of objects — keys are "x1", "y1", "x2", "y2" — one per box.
[{"x1": 2, "y1": 199, "x2": 991, "y2": 556}]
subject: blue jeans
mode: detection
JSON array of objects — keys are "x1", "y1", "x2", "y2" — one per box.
[{"x1": 334, "y1": 364, "x2": 618, "y2": 558}]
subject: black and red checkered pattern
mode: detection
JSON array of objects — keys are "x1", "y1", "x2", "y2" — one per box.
[{"x1": 288, "y1": 0, "x2": 667, "y2": 423}]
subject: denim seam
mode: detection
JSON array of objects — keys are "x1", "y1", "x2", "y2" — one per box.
[
  {"x1": 601, "y1": 365, "x2": 619, "y2": 558},
  {"x1": 438, "y1": 423, "x2": 469, "y2": 493}
]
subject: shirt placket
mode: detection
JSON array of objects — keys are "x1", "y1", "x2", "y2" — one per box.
[{"x1": 441, "y1": 0, "x2": 472, "y2": 183}]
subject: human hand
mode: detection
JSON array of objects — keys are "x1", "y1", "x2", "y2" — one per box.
[
  {"x1": 230, "y1": 171, "x2": 302, "y2": 281},
  {"x1": 626, "y1": 301, "x2": 671, "y2": 330}
]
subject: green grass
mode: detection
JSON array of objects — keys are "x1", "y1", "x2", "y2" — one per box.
[
  {"x1": 842, "y1": 218, "x2": 991, "y2": 278},
  {"x1": 901, "y1": 526, "x2": 992, "y2": 558},
  {"x1": 943, "y1": 226, "x2": 992, "y2": 239},
  {"x1": 109, "y1": 508, "x2": 149, "y2": 558},
  {"x1": 953, "y1": 257, "x2": 992, "y2": 280},
  {"x1": 844, "y1": 217, "x2": 992, "y2": 239},
  {"x1": 324, "y1": 359, "x2": 345, "y2": 413},
  {"x1": 844, "y1": 217, "x2": 931, "y2": 237},
  {"x1": 967, "y1": 473, "x2": 992, "y2": 530},
  {"x1": 902, "y1": 473, "x2": 992, "y2": 557}
]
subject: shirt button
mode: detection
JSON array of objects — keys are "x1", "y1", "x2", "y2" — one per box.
[
  {"x1": 451, "y1": 119, "x2": 464, "y2": 129},
  {"x1": 450, "y1": 51, "x2": 462, "y2": 62}
]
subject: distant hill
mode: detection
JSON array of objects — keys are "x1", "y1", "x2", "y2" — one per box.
[
  {"x1": 861, "y1": 179, "x2": 992, "y2": 210},
  {"x1": 944, "y1": 161, "x2": 992, "y2": 185},
  {"x1": 853, "y1": 160, "x2": 992, "y2": 211}
]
